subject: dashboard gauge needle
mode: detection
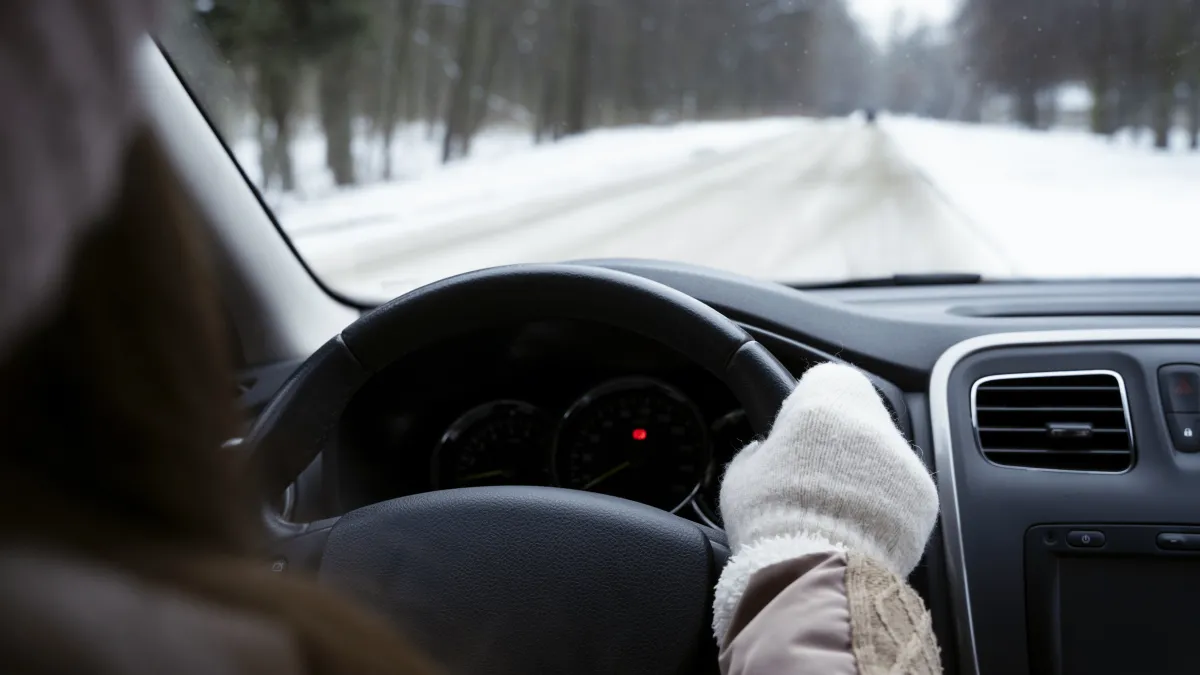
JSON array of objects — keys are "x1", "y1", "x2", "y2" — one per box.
[
  {"x1": 582, "y1": 461, "x2": 632, "y2": 491},
  {"x1": 461, "y1": 469, "x2": 514, "y2": 483}
]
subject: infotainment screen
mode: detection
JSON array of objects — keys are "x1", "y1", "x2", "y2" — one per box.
[
  {"x1": 1056, "y1": 557, "x2": 1200, "y2": 675},
  {"x1": 1026, "y1": 525, "x2": 1200, "y2": 675}
]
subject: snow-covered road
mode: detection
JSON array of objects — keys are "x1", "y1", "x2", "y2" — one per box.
[{"x1": 293, "y1": 118, "x2": 1015, "y2": 298}]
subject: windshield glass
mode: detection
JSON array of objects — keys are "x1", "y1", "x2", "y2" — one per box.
[{"x1": 161, "y1": 1, "x2": 1200, "y2": 300}]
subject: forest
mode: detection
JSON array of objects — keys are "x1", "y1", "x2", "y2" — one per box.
[
  {"x1": 164, "y1": 0, "x2": 1200, "y2": 193},
  {"x1": 957, "y1": 0, "x2": 1200, "y2": 147}
]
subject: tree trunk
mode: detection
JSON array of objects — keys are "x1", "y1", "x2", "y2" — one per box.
[
  {"x1": 1189, "y1": 73, "x2": 1200, "y2": 150},
  {"x1": 1153, "y1": 91, "x2": 1174, "y2": 150},
  {"x1": 563, "y1": 0, "x2": 592, "y2": 136},
  {"x1": 442, "y1": 0, "x2": 482, "y2": 163},
  {"x1": 405, "y1": 1, "x2": 429, "y2": 125},
  {"x1": 1089, "y1": 0, "x2": 1114, "y2": 135},
  {"x1": 258, "y1": 61, "x2": 296, "y2": 192},
  {"x1": 424, "y1": 4, "x2": 448, "y2": 139},
  {"x1": 465, "y1": 11, "x2": 509, "y2": 153},
  {"x1": 375, "y1": 0, "x2": 420, "y2": 180},
  {"x1": 535, "y1": 76, "x2": 558, "y2": 143},
  {"x1": 533, "y1": 3, "x2": 564, "y2": 143},
  {"x1": 1014, "y1": 85, "x2": 1039, "y2": 128},
  {"x1": 375, "y1": 0, "x2": 400, "y2": 180},
  {"x1": 620, "y1": 13, "x2": 645, "y2": 123},
  {"x1": 1038, "y1": 91, "x2": 1058, "y2": 129},
  {"x1": 1116, "y1": 78, "x2": 1149, "y2": 141},
  {"x1": 1090, "y1": 77, "x2": 1110, "y2": 135},
  {"x1": 1152, "y1": 69, "x2": 1176, "y2": 150},
  {"x1": 1151, "y1": 2, "x2": 1184, "y2": 151},
  {"x1": 255, "y1": 114, "x2": 272, "y2": 191},
  {"x1": 320, "y1": 49, "x2": 357, "y2": 186}
]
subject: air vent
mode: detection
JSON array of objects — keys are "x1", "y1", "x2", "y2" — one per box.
[{"x1": 972, "y1": 371, "x2": 1133, "y2": 472}]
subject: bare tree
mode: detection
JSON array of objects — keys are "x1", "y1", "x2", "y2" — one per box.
[{"x1": 191, "y1": 0, "x2": 890, "y2": 190}]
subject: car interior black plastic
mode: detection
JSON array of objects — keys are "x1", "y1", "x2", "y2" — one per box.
[
  {"x1": 1025, "y1": 524, "x2": 1200, "y2": 675},
  {"x1": 244, "y1": 264, "x2": 797, "y2": 675},
  {"x1": 238, "y1": 259, "x2": 1200, "y2": 675},
  {"x1": 946, "y1": 342, "x2": 1200, "y2": 674}
]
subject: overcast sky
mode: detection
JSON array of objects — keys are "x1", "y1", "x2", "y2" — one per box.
[{"x1": 846, "y1": 0, "x2": 959, "y2": 44}]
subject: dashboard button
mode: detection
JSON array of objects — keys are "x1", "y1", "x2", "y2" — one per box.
[
  {"x1": 1066, "y1": 530, "x2": 1106, "y2": 548},
  {"x1": 1160, "y1": 365, "x2": 1200, "y2": 413},
  {"x1": 1167, "y1": 414, "x2": 1200, "y2": 453},
  {"x1": 1157, "y1": 533, "x2": 1200, "y2": 551}
]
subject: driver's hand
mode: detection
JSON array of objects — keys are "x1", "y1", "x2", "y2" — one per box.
[{"x1": 712, "y1": 363, "x2": 940, "y2": 674}]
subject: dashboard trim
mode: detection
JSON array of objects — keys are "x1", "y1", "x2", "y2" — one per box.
[{"x1": 930, "y1": 328, "x2": 1200, "y2": 675}]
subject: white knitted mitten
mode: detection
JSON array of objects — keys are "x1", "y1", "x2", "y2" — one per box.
[{"x1": 712, "y1": 362, "x2": 939, "y2": 640}]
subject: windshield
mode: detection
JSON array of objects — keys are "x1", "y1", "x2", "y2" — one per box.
[{"x1": 161, "y1": 1, "x2": 1200, "y2": 300}]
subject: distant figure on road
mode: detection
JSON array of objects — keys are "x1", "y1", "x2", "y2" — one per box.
[{"x1": 864, "y1": 108, "x2": 878, "y2": 124}]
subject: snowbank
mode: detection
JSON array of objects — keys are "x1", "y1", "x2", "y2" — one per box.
[
  {"x1": 884, "y1": 116, "x2": 1200, "y2": 278},
  {"x1": 251, "y1": 118, "x2": 803, "y2": 233}
]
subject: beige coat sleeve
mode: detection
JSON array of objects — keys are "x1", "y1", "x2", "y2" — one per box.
[{"x1": 719, "y1": 551, "x2": 941, "y2": 675}]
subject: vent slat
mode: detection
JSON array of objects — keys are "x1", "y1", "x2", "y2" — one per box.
[
  {"x1": 981, "y1": 386, "x2": 1118, "y2": 391},
  {"x1": 978, "y1": 427, "x2": 1127, "y2": 434},
  {"x1": 973, "y1": 372, "x2": 1132, "y2": 472},
  {"x1": 976, "y1": 406, "x2": 1123, "y2": 412},
  {"x1": 983, "y1": 448, "x2": 1131, "y2": 456}
]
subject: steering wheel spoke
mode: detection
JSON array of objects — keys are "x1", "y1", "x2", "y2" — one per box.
[{"x1": 261, "y1": 513, "x2": 339, "y2": 574}]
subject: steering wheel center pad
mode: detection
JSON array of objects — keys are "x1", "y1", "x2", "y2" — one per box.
[{"x1": 321, "y1": 486, "x2": 718, "y2": 674}]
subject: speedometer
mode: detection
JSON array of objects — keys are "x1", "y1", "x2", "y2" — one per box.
[
  {"x1": 553, "y1": 378, "x2": 709, "y2": 512},
  {"x1": 432, "y1": 401, "x2": 553, "y2": 489}
]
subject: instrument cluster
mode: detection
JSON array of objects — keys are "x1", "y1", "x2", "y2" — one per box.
[{"x1": 431, "y1": 376, "x2": 754, "y2": 519}]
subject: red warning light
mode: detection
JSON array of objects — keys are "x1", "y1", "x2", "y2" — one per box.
[
  {"x1": 631, "y1": 428, "x2": 648, "y2": 441},
  {"x1": 1176, "y1": 377, "x2": 1195, "y2": 395}
]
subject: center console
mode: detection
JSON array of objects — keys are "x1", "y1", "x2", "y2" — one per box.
[
  {"x1": 1025, "y1": 524, "x2": 1200, "y2": 674},
  {"x1": 930, "y1": 330, "x2": 1200, "y2": 675}
]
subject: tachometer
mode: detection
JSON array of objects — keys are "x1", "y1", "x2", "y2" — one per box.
[
  {"x1": 553, "y1": 378, "x2": 709, "y2": 512},
  {"x1": 432, "y1": 401, "x2": 553, "y2": 489}
]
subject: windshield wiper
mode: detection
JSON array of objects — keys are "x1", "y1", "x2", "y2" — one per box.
[{"x1": 792, "y1": 273, "x2": 984, "y2": 289}]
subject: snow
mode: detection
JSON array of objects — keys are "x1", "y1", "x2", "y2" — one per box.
[
  {"x1": 231, "y1": 123, "x2": 536, "y2": 211},
  {"x1": 231, "y1": 112, "x2": 1200, "y2": 299},
  {"x1": 1056, "y1": 82, "x2": 1093, "y2": 113},
  {"x1": 884, "y1": 116, "x2": 1200, "y2": 279},
  {"x1": 260, "y1": 117, "x2": 808, "y2": 296}
]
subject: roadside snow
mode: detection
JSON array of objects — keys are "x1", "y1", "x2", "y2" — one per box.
[
  {"x1": 884, "y1": 116, "x2": 1200, "y2": 278},
  {"x1": 258, "y1": 118, "x2": 806, "y2": 293},
  {"x1": 228, "y1": 114, "x2": 1198, "y2": 298},
  {"x1": 231, "y1": 123, "x2": 536, "y2": 211},
  {"x1": 258, "y1": 118, "x2": 803, "y2": 234}
]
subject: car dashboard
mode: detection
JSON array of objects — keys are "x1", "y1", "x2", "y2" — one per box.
[
  {"x1": 337, "y1": 319, "x2": 747, "y2": 525},
  {"x1": 251, "y1": 260, "x2": 1200, "y2": 675},
  {"x1": 332, "y1": 317, "x2": 908, "y2": 531}
]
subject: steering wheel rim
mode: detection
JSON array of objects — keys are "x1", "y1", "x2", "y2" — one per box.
[{"x1": 245, "y1": 263, "x2": 797, "y2": 675}]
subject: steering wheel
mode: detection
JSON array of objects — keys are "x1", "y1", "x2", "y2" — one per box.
[{"x1": 246, "y1": 264, "x2": 796, "y2": 675}]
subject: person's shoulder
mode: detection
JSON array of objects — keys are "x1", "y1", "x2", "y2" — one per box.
[{"x1": 0, "y1": 548, "x2": 303, "y2": 675}]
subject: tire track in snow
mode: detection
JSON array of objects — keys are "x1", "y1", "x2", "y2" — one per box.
[
  {"x1": 335, "y1": 122, "x2": 853, "y2": 290},
  {"x1": 563, "y1": 121, "x2": 1013, "y2": 282}
]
